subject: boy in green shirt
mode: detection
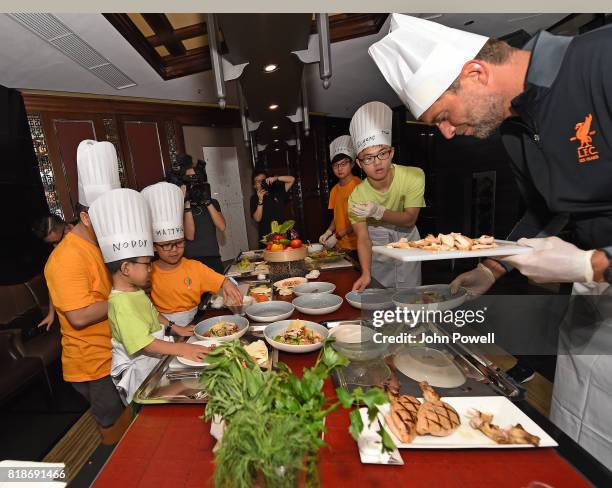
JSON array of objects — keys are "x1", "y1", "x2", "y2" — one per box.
[
  {"x1": 89, "y1": 188, "x2": 213, "y2": 404},
  {"x1": 348, "y1": 101, "x2": 426, "y2": 291}
]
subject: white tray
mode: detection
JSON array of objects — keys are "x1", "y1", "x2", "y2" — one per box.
[
  {"x1": 374, "y1": 396, "x2": 557, "y2": 449},
  {"x1": 372, "y1": 240, "x2": 533, "y2": 262}
]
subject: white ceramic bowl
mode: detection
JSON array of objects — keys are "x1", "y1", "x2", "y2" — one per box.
[
  {"x1": 345, "y1": 289, "x2": 395, "y2": 310},
  {"x1": 263, "y1": 320, "x2": 329, "y2": 353},
  {"x1": 193, "y1": 315, "x2": 249, "y2": 342},
  {"x1": 307, "y1": 243, "x2": 323, "y2": 253},
  {"x1": 245, "y1": 301, "x2": 295, "y2": 322},
  {"x1": 392, "y1": 284, "x2": 467, "y2": 312},
  {"x1": 292, "y1": 293, "x2": 343, "y2": 315},
  {"x1": 293, "y1": 281, "x2": 336, "y2": 296}
]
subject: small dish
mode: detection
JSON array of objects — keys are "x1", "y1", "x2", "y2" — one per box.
[
  {"x1": 293, "y1": 281, "x2": 336, "y2": 296},
  {"x1": 292, "y1": 293, "x2": 343, "y2": 315},
  {"x1": 245, "y1": 301, "x2": 295, "y2": 322}
]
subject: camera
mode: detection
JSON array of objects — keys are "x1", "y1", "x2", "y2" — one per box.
[{"x1": 166, "y1": 154, "x2": 211, "y2": 206}]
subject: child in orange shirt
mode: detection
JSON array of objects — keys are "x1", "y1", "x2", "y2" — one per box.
[
  {"x1": 142, "y1": 182, "x2": 242, "y2": 326},
  {"x1": 319, "y1": 135, "x2": 361, "y2": 253}
]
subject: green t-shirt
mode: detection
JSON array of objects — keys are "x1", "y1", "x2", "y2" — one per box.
[
  {"x1": 108, "y1": 289, "x2": 162, "y2": 355},
  {"x1": 348, "y1": 164, "x2": 426, "y2": 225}
]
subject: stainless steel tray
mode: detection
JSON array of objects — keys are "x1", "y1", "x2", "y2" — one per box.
[
  {"x1": 133, "y1": 334, "x2": 279, "y2": 404},
  {"x1": 324, "y1": 319, "x2": 522, "y2": 400}
]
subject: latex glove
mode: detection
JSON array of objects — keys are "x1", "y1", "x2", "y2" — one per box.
[
  {"x1": 450, "y1": 263, "x2": 496, "y2": 297},
  {"x1": 319, "y1": 230, "x2": 332, "y2": 245},
  {"x1": 501, "y1": 237, "x2": 594, "y2": 283},
  {"x1": 221, "y1": 278, "x2": 243, "y2": 305},
  {"x1": 351, "y1": 202, "x2": 386, "y2": 220},
  {"x1": 324, "y1": 234, "x2": 338, "y2": 249}
]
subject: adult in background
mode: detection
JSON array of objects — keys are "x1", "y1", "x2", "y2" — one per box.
[{"x1": 250, "y1": 169, "x2": 295, "y2": 244}]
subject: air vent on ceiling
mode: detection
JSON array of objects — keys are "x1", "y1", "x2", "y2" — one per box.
[{"x1": 7, "y1": 13, "x2": 137, "y2": 90}]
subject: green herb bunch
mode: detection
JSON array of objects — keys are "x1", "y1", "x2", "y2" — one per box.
[{"x1": 200, "y1": 339, "x2": 395, "y2": 488}]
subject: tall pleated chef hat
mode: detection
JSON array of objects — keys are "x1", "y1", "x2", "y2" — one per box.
[
  {"x1": 141, "y1": 182, "x2": 184, "y2": 243},
  {"x1": 88, "y1": 188, "x2": 153, "y2": 263},
  {"x1": 368, "y1": 14, "x2": 488, "y2": 120},
  {"x1": 329, "y1": 135, "x2": 356, "y2": 161},
  {"x1": 77, "y1": 140, "x2": 121, "y2": 207},
  {"x1": 349, "y1": 101, "x2": 392, "y2": 155}
]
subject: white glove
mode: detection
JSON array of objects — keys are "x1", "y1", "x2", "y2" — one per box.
[
  {"x1": 351, "y1": 202, "x2": 386, "y2": 220},
  {"x1": 500, "y1": 237, "x2": 594, "y2": 283},
  {"x1": 450, "y1": 263, "x2": 496, "y2": 297},
  {"x1": 324, "y1": 234, "x2": 338, "y2": 249},
  {"x1": 319, "y1": 230, "x2": 332, "y2": 245}
]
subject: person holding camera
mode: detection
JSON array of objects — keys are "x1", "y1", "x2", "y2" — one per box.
[
  {"x1": 172, "y1": 154, "x2": 227, "y2": 274},
  {"x1": 250, "y1": 170, "x2": 295, "y2": 243}
]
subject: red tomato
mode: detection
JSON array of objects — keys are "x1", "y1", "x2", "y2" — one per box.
[
  {"x1": 290, "y1": 239, "x2": 302, "y2": 248},
  {"x1": 273, "y1": 234, "x2": 283, "y2": 241}
]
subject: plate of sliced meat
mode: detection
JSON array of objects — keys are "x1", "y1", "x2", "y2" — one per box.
[
  {"x1": 373, "y1": 233, "x2": 533, "y2": 263},
  {"x1": 374, "y1": 382, "x2": 557, "y2": 449}
]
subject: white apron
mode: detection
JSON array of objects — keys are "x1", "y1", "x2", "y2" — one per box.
[
  {"x1": 161, "y1": 307, "x2": 198, "y2": 326},
  {"x1": 369, "y1": 224, "x2": 421, "y2": 289},
  {"x1": 549, "y1": 281, "x2": 612, "y2": 470},
  {"x1": 111, "y1": 326, "x2": 172, "y2": 405}
]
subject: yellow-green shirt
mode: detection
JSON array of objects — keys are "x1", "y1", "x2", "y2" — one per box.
[
  {"x1": 108, "y1": 289, "x2": 162, "y2": 356},
  {"x1": 348, "y1": 164, "x2": 425, "y2": 225}
]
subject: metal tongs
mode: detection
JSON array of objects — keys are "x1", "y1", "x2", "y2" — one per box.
[{"x1": 165, "y1": 369, "x2": 202, "y2": 381}]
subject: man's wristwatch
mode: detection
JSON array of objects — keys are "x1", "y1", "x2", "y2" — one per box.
[
  {"x1": 165, "y1": 321, "x2": 175, "y2": 336},
  {"x1": 601, "y1": 249, "x2": 612, "y2": 284}
]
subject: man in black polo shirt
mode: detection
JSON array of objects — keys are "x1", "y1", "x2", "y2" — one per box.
[{"x1": 370, "y1": 14, "x2": 612, "y2": 468}]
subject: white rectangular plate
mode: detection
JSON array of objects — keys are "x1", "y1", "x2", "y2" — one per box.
[
  {"x1": 377, "y1": 396, "x2": 557, "y2": 449},
  {"x1": 372, "y1": 239, "x2": 533, "y2": 263}
]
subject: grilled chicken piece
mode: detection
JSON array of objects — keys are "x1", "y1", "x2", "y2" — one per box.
[
  {"x1": 468, "y1": 409, "x2": 540, "y2": 446},
  {"x1": 451, "y1": 233, "x2": 473, "y2": 251},
  {"x1": 424, "y1": 234, "x2": 440, "y2": 244},
  {"x1": 385, "y1": 395, "x2": 421, "y2": 444},
  {"x1": 415, "y1": 382, "x2": 461, "y2": 437},
  {"x1": 438, "y1": 233, "x2": 455, "y2": 248},
  {"x1": 475, "y1": 235, "x2": 495, "y2": 245}
]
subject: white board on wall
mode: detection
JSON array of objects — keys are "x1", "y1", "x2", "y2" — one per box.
[{"x1": 202, "y1": 146, "x2": 249, "y2": 261}]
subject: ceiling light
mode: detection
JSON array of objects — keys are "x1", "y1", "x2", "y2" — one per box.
[
  {"x1": 274, "y1": 139, "x2": 279, "y2": 143},
  {"x1": 264, "y1": 64, "x2": 278, "y2": 73},
  {"x1": 274, "y1": 148, "x2": 280, "y2": 151},
  {"x1": 269, "y1": 104, "x2": 279, "y2": 110},
  {"x1": 272, "y1": 125, "x2": 279, "y2": 130}
]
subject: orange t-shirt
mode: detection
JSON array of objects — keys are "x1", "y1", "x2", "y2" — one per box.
[
  {"x1": 150, "y1": 258, "x2": 225, "y2": 313},
  {"x1": 328, "y1": 176, "x2": 361, "y2": 250},
  {"x1": 44, "y1": 232, "x2": 112, "y2": 382}
]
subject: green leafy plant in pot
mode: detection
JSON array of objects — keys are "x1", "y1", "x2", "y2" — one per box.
[{"x1": 200, "y1": 339, "x2": 395, "y2": 488}]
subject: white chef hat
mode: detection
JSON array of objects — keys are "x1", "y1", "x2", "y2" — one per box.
[
  {"x1": 88, "y1": 188, "x2": 153, "y2": 263},
  {"x1": 76, "y1": 140, "x2": 121, "y2": 207},
  {"x1": 329, "y1": 135, "x2": 356, "y2": 161},
  {"x1": 141, "y1": 182, "x2": 184, "y2": 243},
  {"x1": 349, "y1": 101, "x2": 392, "y2": 155},
  {"x1": 369, "y1": 14, "x2": 488, "y2": 120}
]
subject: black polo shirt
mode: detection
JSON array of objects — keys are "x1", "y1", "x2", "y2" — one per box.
[{"x1": 500, "y1": 25, "x2": 612, "y2": 254}]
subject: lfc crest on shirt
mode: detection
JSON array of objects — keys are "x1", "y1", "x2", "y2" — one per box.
[{"x1": 569, "y1": 113, "x2": 599, "y2": 163}]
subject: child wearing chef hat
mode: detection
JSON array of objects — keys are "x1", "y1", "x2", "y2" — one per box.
[
  {"x1": 89, "y1": 187, "x2": 213, "y2": 405},
  {"x1": 142, "y1": 182, "x2": 243, "y2": 327},
  {"x1": 319, "y1": 135, "x2": 361, "y2": 253},
  {"x1": 44, "y1": 140, "x2": 125, "y2": 432},
  {"x1": 347, "y1": 101, "x2": 425, "y2": 291}
]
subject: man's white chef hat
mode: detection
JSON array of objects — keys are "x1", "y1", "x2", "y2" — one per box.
[
  {"x1": 141, "y1": 182, "x2": 184, "y2": 243},
  {"x1": 76, "y1": 140, "x2": 121, "y2": 207},
  {"x1": 349, "y1": 101, "x2": 392, "y2": 155},
  {"x1": 369, "y1": 14, "x2": 488, "y2": 119},
  {"x1": 88, "y1": 188, "x2": 153, "y2": 263}
]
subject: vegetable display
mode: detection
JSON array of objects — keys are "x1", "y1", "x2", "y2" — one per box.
[
  {"x1": 262, "y1": 220, "x2": 304, "y2": 251},
  {"x1": 200, "y1": 340, "x2": 394, "y2": 487}
]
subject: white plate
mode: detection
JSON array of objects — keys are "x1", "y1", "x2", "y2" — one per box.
[
  {"x1": 377, "y1": 396, "x2": 558, "y2": 449},
  {"x1": 245, "y1": 301, "x2": 295, "y2": 322},
  {"x1": 292, "y1": 293, "x2": 343, "y2": 315},
  {"x1": 176, "y1": 339, "x2": 221, "y2": 367},
  {"x1": 345, "y1": 289, "x2": 394, "y2": 310},
  {"x1": 273, "y1": 277, "x2": 308, "y2": 289},
  {"x1": 373, "y1": 240, "x2": 533, "y2": 263},
  {"x1": 193, "y1": 315, "x2": 250, "y2": 342},
  {"x1": 293, "y1": 281, "x2": 336, "y2": 296},
  {"x1": 393, "y1": 346, "x2": 466, "y2": 388},
  {"x1": 263, "y1": 320, "x2": 329, "y2": 353}
]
